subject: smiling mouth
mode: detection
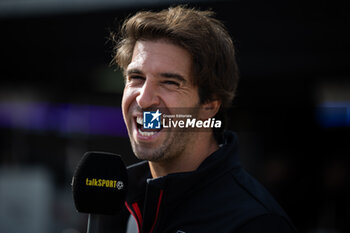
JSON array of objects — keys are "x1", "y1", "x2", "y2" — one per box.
[{"x1": 135, "y1": 116, "x2": 162, "y2": 137}]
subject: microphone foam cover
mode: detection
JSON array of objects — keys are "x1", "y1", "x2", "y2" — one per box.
[{"x1": 72, "y1": 151, "x2": 128, "y2": 215}]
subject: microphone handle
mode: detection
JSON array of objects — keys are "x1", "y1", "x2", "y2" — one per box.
[{"x1": 87, "y1": 214, "x2": 100, "y2": 233}]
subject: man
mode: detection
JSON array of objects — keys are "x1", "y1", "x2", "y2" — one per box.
[{"x1": 108, "y1": 5, "x2": 296, "y2": 233}]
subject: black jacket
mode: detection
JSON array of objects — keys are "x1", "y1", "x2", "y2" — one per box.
[{"x1": 101, "y1": 131, "x2": 296, "y2": 233}]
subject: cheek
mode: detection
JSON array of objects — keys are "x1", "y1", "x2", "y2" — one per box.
[
  {"x1": 121, "y1": 87, "x2": 135, "y2": 116},
  {"x1": 161, "y1": 90, "x2": 200, "y2": 108}
]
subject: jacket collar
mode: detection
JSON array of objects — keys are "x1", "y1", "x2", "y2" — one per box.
[{"x1": 126, "y1": 131, "x2": 241, "y2": 204}]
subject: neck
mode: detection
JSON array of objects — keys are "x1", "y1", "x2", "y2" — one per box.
[{"x1": 149, "y1": 132, "x2": 218, "y2": 178}]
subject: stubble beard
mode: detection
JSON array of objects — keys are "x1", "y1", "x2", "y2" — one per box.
[{"x1": 131, "y1": 127, "x2": 195, "y2": 162}]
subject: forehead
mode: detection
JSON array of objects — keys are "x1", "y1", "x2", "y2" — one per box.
[{"x1": 127, "y1": 40, "x2": 193, "y2": 79}]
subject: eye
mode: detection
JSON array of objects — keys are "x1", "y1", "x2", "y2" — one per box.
[
  {"x1": 129, "y1": 75, "x2": 145, "y2": 81},
  {"x1": 127, "y1": 75, "x2": 145, "y2": 84},
  {"x1": 162, "y1": 80, "x2": 180, "y2": 87}
]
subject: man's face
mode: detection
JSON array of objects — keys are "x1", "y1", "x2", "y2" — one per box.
[{"x1": 121, "y1": 40, "x2": 201, "y2": 162}]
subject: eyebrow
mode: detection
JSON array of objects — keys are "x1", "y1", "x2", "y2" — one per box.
[
  {"x1": 126, "y1": 69, "x2": 186, "y2": 83},
  {"x1": 126, "y1": 68, "x2": 143, "y2": 76}
]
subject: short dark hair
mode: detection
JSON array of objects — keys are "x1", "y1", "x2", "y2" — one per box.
[{"x1": 112, "y1": 5, "x2": 239, "y2": 142}]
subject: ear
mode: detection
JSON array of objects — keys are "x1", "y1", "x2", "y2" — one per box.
[{"x1": 198, "y1": 99, "x2": 221, "y2": 120}]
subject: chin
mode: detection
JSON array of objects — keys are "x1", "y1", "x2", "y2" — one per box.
[{"x1": 132, "y1": 145, "x2": 165, "y2": 162}]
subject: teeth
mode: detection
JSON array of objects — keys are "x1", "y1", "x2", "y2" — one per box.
[
  {"x1": 138, "y1": 128, "x2": 157, "y2": 136},
  {"x1": 136, "y1": 116, "x2": 143, "y2": 125}
]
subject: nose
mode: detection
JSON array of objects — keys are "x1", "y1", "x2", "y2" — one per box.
[{"x1": 136, "y1": 79, "x2": 160, "y2": 109}]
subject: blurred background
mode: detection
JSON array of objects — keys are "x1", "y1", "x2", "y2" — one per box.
[{"x1": 0, "y1": 0, "x2": 349, "y2": 232}]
